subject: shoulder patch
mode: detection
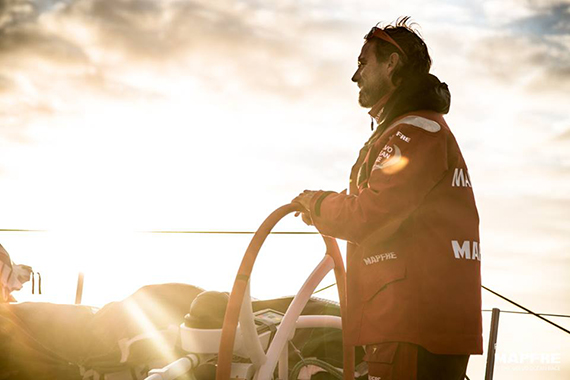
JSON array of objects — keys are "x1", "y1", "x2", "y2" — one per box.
[{"x1": 390, "y1": 116, "x2": 441, "y2": 133}]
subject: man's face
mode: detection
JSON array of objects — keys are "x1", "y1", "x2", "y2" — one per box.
[{"x1": 351, "y1": 41, "x2": 393, "y2": 108}]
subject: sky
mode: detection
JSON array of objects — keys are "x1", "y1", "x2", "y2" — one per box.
[{"x1": 1, "y1": 0, "x2": 570, "y2": 378}]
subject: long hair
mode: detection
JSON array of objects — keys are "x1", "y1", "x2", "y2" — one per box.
[{"x1": 370, "y1": 16, "x2": 432, "y2": 86}]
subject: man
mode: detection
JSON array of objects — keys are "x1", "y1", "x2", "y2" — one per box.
[
  {"x1": 293, "y1": 18, "x2": 482, "y2": 379},
  {"x1": 0, "y1": 244, "x2": 33, "y2": 303}
]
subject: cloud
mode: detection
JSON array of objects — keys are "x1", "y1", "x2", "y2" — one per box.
[
  {"x1": 438, "y1": 1, "x2": 570, "y2": 98},
  {"x1": 51, "y1": 0, "x2": 352, "y2": 92},
  {"x1": 0, "y1": 0, "x2": 37, "y2": 30},
  {"x1": 556, "y1": 127, "x2": 570, "y2": 141},
  {"x1": 0, "y1": 0, "x2": 365, "y2": 232},
  {"x1": 0, "y1": 74, "x2": 14, "y2": 92},
  {"x1": 481, "y1": 0, "x2": 570, "y2": 25},
  {"x1": 463, "y1": 32, "x2": 570, "y2": 94},
  {"x1": 423, "y1": 2, "x2": 570, "y2": 162},
  {"x1": 510, "y1": 2, "x2": 570, "y2": 35},
  {"x1": 0, "y1": 0, "x2": 357, "y2": 137},
  {"x1": 0, "y1": 0, "x2": 568, "y2": 224},
  {"x1": 0, "y1": 24, "x2": 89, "y2": 64}
]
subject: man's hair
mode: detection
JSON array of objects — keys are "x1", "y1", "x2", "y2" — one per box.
[{"x1": 370, "y1": 16, "x2": 431, "y2": 86}]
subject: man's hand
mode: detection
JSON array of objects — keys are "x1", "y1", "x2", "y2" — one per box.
[{"x1": 292, "y1": 190, "x2": 318, "y2": 226}]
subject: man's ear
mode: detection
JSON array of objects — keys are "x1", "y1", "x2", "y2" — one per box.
[
  {"x1": 387, "y1": 52, "x2": 402, "y2": 86},
  {"x1": 387, "y1": 52, "x2": 400, "y2": 73}
]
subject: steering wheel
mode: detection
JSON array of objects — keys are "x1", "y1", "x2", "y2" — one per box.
[{"x1": 215, "y1": 203, "x2": 354, "y2": 380}]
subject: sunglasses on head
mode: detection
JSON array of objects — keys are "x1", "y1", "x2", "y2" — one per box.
[{"x1": 364, "y1": 26, "x2": 407, "y2": 58}]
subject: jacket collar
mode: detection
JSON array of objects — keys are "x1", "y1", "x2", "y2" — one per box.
[{"x1": 368, "y1": 89, "x2": 394, "y2": 124}]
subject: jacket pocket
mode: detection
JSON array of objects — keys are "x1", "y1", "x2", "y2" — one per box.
[
  {"x1": 363, "y1": 341, "x2": 399, "y2": 363},
  {"x1": 359, "y1": 249, "x2": 406, "y2": 302}
]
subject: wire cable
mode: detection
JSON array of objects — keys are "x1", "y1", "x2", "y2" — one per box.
[
  {"x1": 0, "y1": 229, "x2": 319, "y2": 234},
  {"x1": 482, "y1": 309, "x2": 570, "y2": 318},
  {"x1": 482, "y1": 285, "x2": 570, "y2": 335},
  {"x1": 146, "y1": 230, "x2": 319, "y2": 234},
  {"x1": 311, "y1": 283, "x2": 570, "y2": 335},
  {"x1": 0, "y1": 229, "x2": 45, "y2": 232},
  {"x1": 313, "y1": 283, "x2": 337, "y2": 294}
]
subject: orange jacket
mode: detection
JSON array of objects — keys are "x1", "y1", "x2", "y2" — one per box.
[{"x1": 309, "y1": 110, "x2": 483, "y2": 354}]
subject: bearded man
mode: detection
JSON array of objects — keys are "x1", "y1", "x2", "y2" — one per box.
[{"x1": 293, "y1": 18, "x2": 482, "y2": 380}]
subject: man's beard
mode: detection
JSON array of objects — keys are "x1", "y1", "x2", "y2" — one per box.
[
  {"x1": 358, "y1": 77, "x2": 390, "y2": 108},
  {"x1": 358, "y1": 86, "x2": 381, "y2": 108}
]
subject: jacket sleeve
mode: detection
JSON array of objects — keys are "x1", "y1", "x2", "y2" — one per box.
[{"x1": 309, "y1": 123, "x2": 449, "y2": 245}]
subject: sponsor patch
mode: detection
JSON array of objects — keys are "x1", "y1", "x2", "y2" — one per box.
[
  {"x1": 372, "y1": 144, "x2": 408, "y2": 175},
  {"x1": 451, "y1": 240, "x2": 480, "y2": 261},
  {"x1": 363, "y1": 252, "x2": 397, "y2": 266},
  {"x1": 373, "y1": 144, "x2": 401, "y2": 170},
  {"x1": 452, "y1": 168, "x2": 472, "y2": 187},
  {"x1": 396, "y1": 130, "x2": 411, "y2": 142}
]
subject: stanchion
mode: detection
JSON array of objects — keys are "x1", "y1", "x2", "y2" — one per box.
[{"x1": 484, "y1": 308, "x2": 501, "y2": 380}]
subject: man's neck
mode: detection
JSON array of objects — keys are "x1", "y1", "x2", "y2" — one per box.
[{"x1": 368, "y1": 89, "x2": 395, "y2": 124}]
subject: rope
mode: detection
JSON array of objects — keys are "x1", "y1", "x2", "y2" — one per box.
[
  {"x1": 311, "y1": 283, "x2": 570, "y2": 335},
  {"x1": 482, "y1": 285, "x2": 570, "y2": 335},
  {"x1": 146, "y1": 231, "x2": 320, "y2": 234},
  {"x1": 0, "y1": 229, "x2": 45, "y2": 232},
  {"x1": 482, "y1": 309, "x2": 570, "y2": 318},
  {"x1": 0, "y1": 229, "x2": 319, "y2": 234},
  {"x1": 313, "y1": 283, "x2": 337, "y2": 294}
]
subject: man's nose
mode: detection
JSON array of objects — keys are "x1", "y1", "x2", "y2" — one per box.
[{"x1": 351, "y1": 70, "x2": 359, "y2": 83}]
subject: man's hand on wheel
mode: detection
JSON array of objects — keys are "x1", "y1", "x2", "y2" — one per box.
[{"x1": 292, "y1": 190, "x2": 317, "y2": 226}]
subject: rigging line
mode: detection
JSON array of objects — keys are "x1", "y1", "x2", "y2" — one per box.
[
  {"x1": 0, "y1": 229, "x2": 45, "y2": 232},
  {"x1": 482, "y1": 309, "x2": 570, "y2": 318},
  {"x1": 313, "y1": 283, "x2": 337, "y2": 294},
  {"x1": 0, "y1": 229, "x2": 319, "y2": 234},
  {"x1": 313, "y1": 284, "x2": 570, "y2": 329},
  {"x1": 144, "y1": 231, "x2": 320, "y2": 234},
  {"x1": 482, "y1": 285, "x2": 570, "y2": 335}
]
